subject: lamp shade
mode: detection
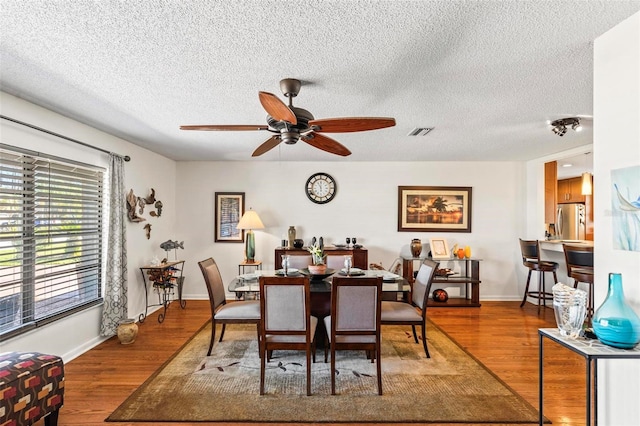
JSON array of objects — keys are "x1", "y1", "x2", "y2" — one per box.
[
  {"x1": 236, "y1": 209, "x2": 265, "y2": 230},
  {"x1": 236, "y1": 209, "x2": 264, "y2": 262}
]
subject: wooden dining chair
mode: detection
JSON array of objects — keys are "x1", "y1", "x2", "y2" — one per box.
[
  {"x1": 380, "y1": 259, "x2": 438, "y2": 358},
  {"x1": 562, "y1": 244, "x2": 594, "y2": 324},
  {"x1": 286, "y1": 254, "x2": 313, "y2": 269},
  {"x1": 198, "y1": 258, "x2": 261, "y2": 356},
  {"x1": 325, "y1": 254, "x2": 348, "y2": 270},
  {"x1": 324, "y1": 276, "x2": 383, "y2": 395},
  {"x1": 259, "y1": 275, "x2": 317, "y2": 396}
]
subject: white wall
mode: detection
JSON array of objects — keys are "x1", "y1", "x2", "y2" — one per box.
[
  {"x1": 176, "y1": 160, "x2": 529, "y2": 301},
  {"x1": 594, "y1": 12, "x2": 640, "y2": 425},
  {"x1": 1, "y1": 92, "x2": 177, "y2": 361}
]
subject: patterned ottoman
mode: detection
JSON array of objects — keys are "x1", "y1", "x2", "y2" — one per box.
[{"x1": 0, "y1": 352, "x2": 64, "y2": 426}]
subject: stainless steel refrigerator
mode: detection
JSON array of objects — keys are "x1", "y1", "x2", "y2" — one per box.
[{"x1": 556, "y1": 203, "x2": 586, "y2": 240}]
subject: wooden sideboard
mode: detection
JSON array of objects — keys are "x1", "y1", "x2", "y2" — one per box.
[{"x1": 274, "y1": 247, "x2": 368, "y2": 269}]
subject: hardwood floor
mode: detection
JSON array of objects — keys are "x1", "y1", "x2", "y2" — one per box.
[{"x1": 44, "y1": 300, "x2": 587, "y2": 426}]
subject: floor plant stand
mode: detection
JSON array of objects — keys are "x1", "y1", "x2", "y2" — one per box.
[{"x1": 139, "y1": 260, "x2": 186, "y2": 323}]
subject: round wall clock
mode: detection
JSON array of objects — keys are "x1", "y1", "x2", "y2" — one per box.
[{"x1": 305, "y1": 172, "x2": 336, "y2": 204}]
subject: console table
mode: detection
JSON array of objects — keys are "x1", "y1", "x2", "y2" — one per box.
[
  {"x1": 274, "y1": 247, "x2": 368, "y2": 269},
  {"x1": 139, "y1": 260, "x2": 186, "y2": 323},
  {"x1": 402, "y1": 256, "x2": 481, "y2": 307},
  {"x1": 538, "y1": 328, "x2": 640, "y2": 425}
]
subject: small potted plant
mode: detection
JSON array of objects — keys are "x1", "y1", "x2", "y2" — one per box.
[{"x1": 307, "y1": 243, "x2": 326, "y2": 274}]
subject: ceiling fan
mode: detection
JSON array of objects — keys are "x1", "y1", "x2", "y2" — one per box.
[{"x1": 180, "y1": 78, "x2": 396, "y2": 157}]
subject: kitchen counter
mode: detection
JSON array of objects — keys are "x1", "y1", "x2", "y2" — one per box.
[
  {"x1": 537, "y1": 240, "x2": 593, "y2": 286},
  {"x1": 539, "y1": 240, "x2": 594, "y2": 253}
]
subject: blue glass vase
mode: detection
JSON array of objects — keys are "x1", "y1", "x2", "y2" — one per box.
[{"x1": 592, "y1": 273, "x2": 640, "y2": 349}]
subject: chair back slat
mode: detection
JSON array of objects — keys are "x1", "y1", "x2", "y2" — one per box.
[
  {"x1": 412, "y1": 259, "x2": 439, "y2": 310},
  {"x1": 259, "y1": 276, "x2": 311, "y2": 334},
  {"x1": 325, "y1": 254, "x2": 347, "y2": 270},
  {"x1": 335, "y1": 285, "x2": 378, "y2": 331},
  {"x1": 519, "y1": 239, "x2": 540, "y2": 261},
  {"x1": 287, "y1": 254, "x2": 313, "y2": 269},
  {"x1": 263, "y1": 284, "x2": 307, "y2": 331},
  {"x1": 563, "y1": 244, "x2": 594, "y2": 269},
  {"x1": 198, "y1": 257, "x2": 226, "y2": 311}
]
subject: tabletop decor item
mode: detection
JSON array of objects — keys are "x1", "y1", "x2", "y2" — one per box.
[
  {"x1": 410, "y1": 239, "x2": 422, "y2": 257},
  {"x1": 288, "y1": 226, "x2": 296, "y2": 248},
  {"x1": 592, "y1": 273, "x2": 640, "y2": 348},
  {"x1": 464, "y1": 245, "x2": 472, "y2": 258},
  {"x1": 432, "y1": 288, "x2": 449, "y2": 302},
  {"x1": 307, "y1": 242, "x2": 326, "y2": 274},
  {"x1": 552, "y1": 282, "x2": 587, "y2": 338}
]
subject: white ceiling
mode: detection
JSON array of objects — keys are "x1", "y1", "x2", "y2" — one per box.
[{"x1": 1, "y1": 1, "x2": 638, "y2": 162}]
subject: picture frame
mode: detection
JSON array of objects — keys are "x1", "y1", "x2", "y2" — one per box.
[
  {"x1": 429, "y1": 238, "x2": 451, "y2": 260},
  {"x1": 215, "y1": 192, "x2": 245, "y2": 242},
  {"x1": 398, "y1": 186, "x2": 472, "y2": 233}
]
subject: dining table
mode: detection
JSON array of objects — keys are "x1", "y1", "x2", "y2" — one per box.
[{"x1": 227, "y1": 268, "x2": 409, "y2": 318}]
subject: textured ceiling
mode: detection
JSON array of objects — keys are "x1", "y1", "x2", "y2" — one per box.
[{"x1": 1, "y1": 1, "x2": 639, "y2": 162}]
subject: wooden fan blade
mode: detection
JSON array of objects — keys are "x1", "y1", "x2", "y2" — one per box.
[
  {"x1": 252, "y1": 135, "x2": 282, "y2": 157},
  {"x1": 309, "y1": 117, "x2": 396, "y2": 133},
  {"x1": 258, "y1": 91, "x2": 297, "y2": 124},
  {"x1": 301, "y1": 133, "x2": 351, "y2": 156},
  {"x1": 180, "y1": 124, "x2": 268, "y2": 131}
]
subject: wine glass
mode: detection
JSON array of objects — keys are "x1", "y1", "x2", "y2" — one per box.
[
  {"x1": 281, "y1": 255, "x2": 290, "y2": 275},
  {"x1": 352, "y1": 237, "x2": 357, "y2": 247},
  {"x1": 345, "y1": 237, "x2": 351, "y2": 248},
  {"x1": 344, "y1": 255, "x2": 353, "y2": 275}
]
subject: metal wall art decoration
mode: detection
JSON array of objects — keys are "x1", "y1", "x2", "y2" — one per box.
[
  {"x1": 398, "y1": 186, "x2": 472, "y2": 233},
  {"x1": 126, "y1": 188, "x2": 164, "y2": 238}
]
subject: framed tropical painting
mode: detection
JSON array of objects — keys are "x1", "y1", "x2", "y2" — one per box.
[{"x1": 398, "y1": 186, "x2": 472, "y2": 232}]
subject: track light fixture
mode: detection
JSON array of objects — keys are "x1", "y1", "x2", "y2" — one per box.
[{"x1": 550, "y1": 117, "x2": 582, "y2": 137}]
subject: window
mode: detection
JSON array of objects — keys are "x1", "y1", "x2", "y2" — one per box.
[{"x1": 0, "y1": 148, "x2": 104, "y2": 340}]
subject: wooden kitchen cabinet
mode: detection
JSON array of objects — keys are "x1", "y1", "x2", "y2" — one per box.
[
  {"x1": 557, "y1": 177, "x2": 585, "y2": 204},
  {"x1": 544, "y1": 161, "x2": 557, "y2": 224}
]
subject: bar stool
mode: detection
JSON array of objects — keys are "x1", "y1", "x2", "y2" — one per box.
[
  {"x1": 519, "y1": 239, "x2": 558, "y2": 312},
  {"x1": 562, "y1": 244, "x2": 594, "y2": 324}
]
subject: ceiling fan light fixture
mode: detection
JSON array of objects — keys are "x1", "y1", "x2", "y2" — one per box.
[
  {"x1": 281, "y1": 131, "x2": 300, "y2": 145},
  {"x1": 181, "y1": 78, "x2": 396, "y2": 157},
  {"x1": 550, "y1": 117, "x2": 582, "y2": 137}
]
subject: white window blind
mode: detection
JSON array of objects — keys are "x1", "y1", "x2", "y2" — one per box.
[{"x1": 0, "y1": 148, "x2": 104, "y2": 339}]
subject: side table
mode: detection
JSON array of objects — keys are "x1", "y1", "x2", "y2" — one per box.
[
  {"x1": 238, "y1": 260, "x2": 262, "y2": 275},
  {"x1": 139, "y1": 260, "x2": 186, "y2": 323},
  {"x1": 538, "y1": 328, "x2": 640, "y2": 425}
]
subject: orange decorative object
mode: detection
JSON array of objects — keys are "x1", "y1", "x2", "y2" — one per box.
[
  {"x1": 457, "y1": 248, "x2": 465, "y2": 259},
  {"x1": 464, "y1": 245, "x2": 471, "y2": 258}
]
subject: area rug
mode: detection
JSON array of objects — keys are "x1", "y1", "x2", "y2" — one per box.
[{"x1": 107, "y1": 321, "x2": 544, "y2": 423}]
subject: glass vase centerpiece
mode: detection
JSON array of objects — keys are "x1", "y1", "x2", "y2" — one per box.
[
  {"x1": 552, "y1": 282, "x2": 588, "y2": 338},
  {"x1": 592, "y1": 273, "x2": 640, "y2": 349},
  {"x1": 307, "y1": 243, "x2": 326, "y2": 274}
]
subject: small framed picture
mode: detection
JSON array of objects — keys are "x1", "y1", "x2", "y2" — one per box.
[
  {"x1": 215, "y1": 192, "x2": 245, "y2": 242},
  {"x1": 429, "y1": 238, "x2": 451, "y2": 260}
]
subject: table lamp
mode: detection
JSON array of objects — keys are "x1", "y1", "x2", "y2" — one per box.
[{"x1": 236, "y1": 208, "x2": 265, "y2": 262}]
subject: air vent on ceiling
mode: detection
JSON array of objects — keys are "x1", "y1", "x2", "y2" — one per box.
[{"x1": 408, "y1": 127, "x2": 434, "y2": 136}]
